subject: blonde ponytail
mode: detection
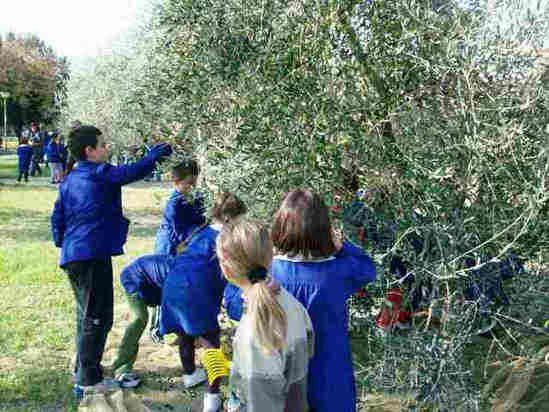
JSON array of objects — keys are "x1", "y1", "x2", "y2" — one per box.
[
  {"x1": 216, "y1": 218, "x2": 287, "y2": 354},
  {"x1": 246, "y1": 280, "x2": 287, "y2": 355}
]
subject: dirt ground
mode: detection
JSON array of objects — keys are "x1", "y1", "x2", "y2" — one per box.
[{"x1": 80, "y1": 297, "x2": 235, "y2": 412}]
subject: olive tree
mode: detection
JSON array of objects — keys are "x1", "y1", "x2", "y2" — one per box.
[{"x1": 64, "y1": 0, "x2": 549, "y2": 408}]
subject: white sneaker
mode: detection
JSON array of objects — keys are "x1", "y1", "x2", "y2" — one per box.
[
  {"x1": 182, "y1": 368, "x2": 207, "y2": 388},
  {"x1": 115, "y1": 372, "x2": 141, "y2": 388},
  {"x1": 203, "y1": 393, "x2": 222, "y2": 412}
]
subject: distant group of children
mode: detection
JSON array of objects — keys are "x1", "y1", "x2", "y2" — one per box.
[
  {"x1": 51, "y1": 124, "x2": 377, "y2": 412},
  {"x1": 17, "y1": 122, "x2": 68, "y2": 183}
]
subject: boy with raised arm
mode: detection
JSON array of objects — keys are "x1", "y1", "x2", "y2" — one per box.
[{"x1": 51, "y1": 125, "x2": 172, "y2": 399}]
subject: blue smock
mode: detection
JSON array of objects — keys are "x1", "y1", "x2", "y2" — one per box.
[
  {"x1": 120, "y1": 254, "x2": 175, "y2": 306},
  {"x1": 17, "y1": 144, "x2": 33, "y2": 171},
  {"x1": 223, "y1": 283, "x2": 245, "y2": 321},
  {"x1": 154, "y1": 190, "x2": 205, "y2": 255},
  {"x1": 220, "y1": 242, "x2": 375, "y2": 412},
  {"x1": 51, "y1": 155, "x2": 161, "y2": 267},
  {"x1": 272, "y1": 242, "x2": 375, "y2": 412},
  {"x1": 46, "y1": 141, "x2": 62, "y2": 163},
  {"x1": 160, "y1": 226, "x2": 227, "y2": 336}
]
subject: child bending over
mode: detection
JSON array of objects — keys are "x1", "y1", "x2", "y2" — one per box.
[{"x1": 160, "y1": 192, "x2": 246, "y2": 412}]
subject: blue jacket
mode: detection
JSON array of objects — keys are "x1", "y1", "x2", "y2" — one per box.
[
  {"x1": 46, "y1": 141, "x2": 62, "y2": 163},
  {"x1": 154, "y1": 190, "x2": 205, "y2": 255},
  {"x1": 59, "y1": 143, "x2": 68, "y2": 165},
  {"x1": 120, "y1": 254, "x2": 176, "y2": 306},
  {"x1": 43, "y1": 135, "x2": 51, "y2": 150},
  {"x1": 160, "y1": 225, "x2": 227, "y2": 336},
  {"x1": 51, "y1": 155, "x2": 162, "y2": 267},
  {"x1": 17, "y1": 144, "x2": 33, "y2": 171}
]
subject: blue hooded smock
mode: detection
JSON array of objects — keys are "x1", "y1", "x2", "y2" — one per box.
[
  {"x1": 46, "y1": 141, "x2": 62, "y2": 163},
  {"x1": 120, "y1": 254, "x2": 176, "y2": 306},
  {"x1": 51, "y1": 154, "x2": 162, "y2": 267},
  {"x1": 222, "y1": 242, "x2": 375, "y2": 412},
  {"x1": 17, "y1": 144, "x2": 33, "y2": 171},
  {"x1": 223, "y1": 283, "x2": 245, "y2": 321},
  {"x1": 154, "y1": 190, "x2": 205, "y2": 255},
  {"x1": 272, "y1": 242, "x2": 375, "y2": 412},
  {"x1": 160, "y1": 225, "x2": 227, "y2": 336}
]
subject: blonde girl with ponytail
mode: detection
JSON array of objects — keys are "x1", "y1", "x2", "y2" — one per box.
[{"x1": 217, "y1": 219, "x2": 314, "y2": 412}]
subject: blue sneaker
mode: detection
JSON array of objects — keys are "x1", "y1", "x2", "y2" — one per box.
[
  {"x1": 73, "y1": 384, "x2": 84, "y2": 401},
  {"x1": 74, "y1": 378, "x2": 120, "y2": 401}
]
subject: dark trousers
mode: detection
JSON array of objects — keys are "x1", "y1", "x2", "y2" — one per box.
[
  {"x1": 17, "y1": 170, "x2": 29, "y2": 182},
  {"x1": 30, "y1": 157, "x2": 42, "y2": 176},
  {"x1": 178, "y1": 329, "x2": 221, "y2": 393},
  {"x1": 64, "y1": 258, "x2": 114, "y2": 386}
]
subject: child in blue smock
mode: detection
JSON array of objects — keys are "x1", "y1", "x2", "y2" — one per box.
[
  {"x1": 270, "y1": 189, "x2": 376, "y2": 412},
  {"x1": 17, "y1": 137, "x2": 33, "y2": 182},
  {"x1": 50, "y1": 125, "x2": 172, "y2": 398},
  {"x1": 109, "y1": 254, "x2": 176, "y2": 388},
  {"x1": 46, "y1": 133, "x2": 64, "y2": 183},
  {"x1": 111, "y1": 193, "x2": 245, "y2": 411},
  {"x1": 154, "y1": 160, "x2": 205, "y2": 255},
  {"x1": 223, "y1": 189, "x2": 376, "y2": 412},
  {"x1": 160, "y1": 192, "x2": 246, "y2": 412}
]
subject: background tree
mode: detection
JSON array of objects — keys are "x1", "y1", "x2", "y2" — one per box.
[{"x1": 0, "y1": 32, "x2": 70, "y2": 132}]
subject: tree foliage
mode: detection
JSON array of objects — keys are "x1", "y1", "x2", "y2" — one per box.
[{"x1": 64, "y1": 1, "x2": 549, "y2": 409}]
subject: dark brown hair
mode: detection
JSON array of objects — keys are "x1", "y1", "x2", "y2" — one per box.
[
  {"x1": 68, "y1": 125, "x2": 102, "y2": 161},
  {"x1": 172, "y1": 160, "x2": 199, "y2": 181},
  {"x1": 211, "y1": 192, "x2": 247, "y2": 223},
  {"x1": 271, "y1": 189, "x2": 337, "y2": 257}
]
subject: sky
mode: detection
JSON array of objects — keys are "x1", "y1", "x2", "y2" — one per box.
[{"x1": 0, "y1": 0, "x2": 154, "y2": 61}]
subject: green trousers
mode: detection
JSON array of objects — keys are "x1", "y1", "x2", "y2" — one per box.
[{"x1": 111, "y1": 293, "x2": 149, "y2": 376}]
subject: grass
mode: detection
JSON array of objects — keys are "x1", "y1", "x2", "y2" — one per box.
[
  {"x1": 0, "y1": 153, "x2": 51, "y2": 180},
  {"x1": 0, "y1": 154, "x2": 545, "y2": 411},
  {"x1": 0, "y1": 155, "x2": 183, "y2": 411}
]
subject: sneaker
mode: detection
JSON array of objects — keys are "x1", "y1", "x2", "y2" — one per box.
[
  {"x1": 183, "y1": 368, "x2": 207, "y2": 388},
  {"x1": 73, "y1": 384, "x2": 84, "y2": 401},
  {"x1": 74, "y1": 378, "x2": 120, "y2": 400},
  {"x1": 203, "y1": 393, "x2": 222, "y2": 412},
  {"x1": 116, "y1": 372, "x2": 141, "y2": 388}
]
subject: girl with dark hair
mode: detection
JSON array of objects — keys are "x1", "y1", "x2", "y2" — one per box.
[
  {"x1": 268, "y1": 190, "x2": 375, "y2": 412},
  {"x1": 270, "y1": 189, "x2": 375, "y2": 412},
  {"x1": 269, "y1": 189, "x2": 376, "y2": 412},
  {"x1": 225, "y1": 189, "x2": 376, "y2": 412}
]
